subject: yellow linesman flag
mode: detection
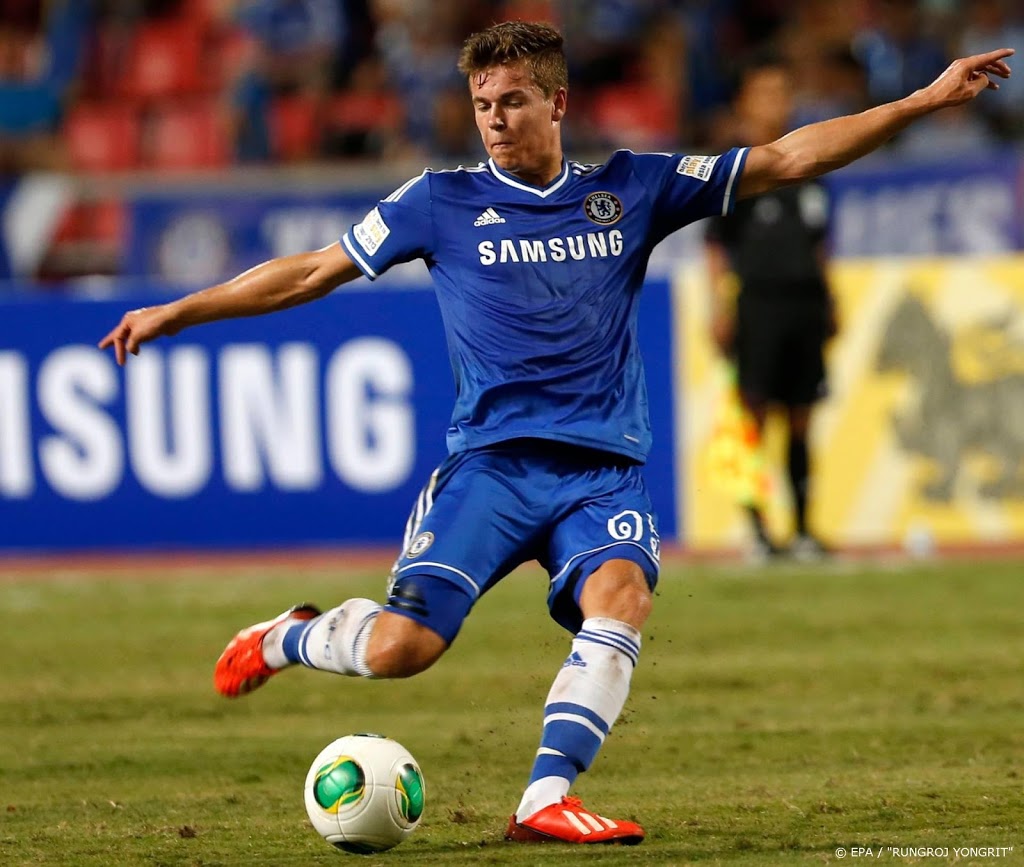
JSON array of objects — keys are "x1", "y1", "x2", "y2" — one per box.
[{"x1": 705, "y1": 360, "x2": 771, "y2": 508}]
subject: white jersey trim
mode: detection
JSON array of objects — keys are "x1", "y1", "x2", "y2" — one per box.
[
  {"x1": 550, "y1": 540, "x2": 658, "y2": 585},
  {"x1": 341, "y1": 232, "x2": 378, "y2": 279},
  {"x1": 721, "y1": 147, "x2": 748, "y2": 215},
  {"x1": 435, "y1": 163, "x2": 488, "y2": 174},
  {"x1": 384, "y1": 165, "x2": 486, "y2": 203},
  {"x1": 487, "y1": 158, "x2": 570, "y2": 198},
  {"x1": 395, "y1": 561, "x2": 481, "y2": 597},
  {"x1": 384, "y1": 170, "x2": 428, "y2": 203}
]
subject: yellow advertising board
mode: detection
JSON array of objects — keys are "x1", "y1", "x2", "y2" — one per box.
[{"x1": 678, "y1": 255, "x2": 1024, "y2": 552}]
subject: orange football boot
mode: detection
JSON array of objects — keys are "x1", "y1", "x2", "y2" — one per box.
[
  {"x1": 505, "y1": 796, "x2": 644, "y2": 845},
  {"x1": 214, "y1": 603, "x2": 321, "y2": 697}
]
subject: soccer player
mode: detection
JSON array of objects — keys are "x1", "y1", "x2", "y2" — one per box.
[
  {"x1": 99, "y1": 22, "x2": 1012, "y2": 845},
  {"x1": 705, "y1": 55, "x2": 839, "y2": 562}
]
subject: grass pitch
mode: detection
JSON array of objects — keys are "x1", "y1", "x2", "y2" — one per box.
[{"x1": 1, "y1": 556, "x2": 1022, "y2": 866}]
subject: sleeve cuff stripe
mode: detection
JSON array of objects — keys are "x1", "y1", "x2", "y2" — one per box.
[
  {"x1": 722, "y1": 147, "x2": 749, "y2": 216},
  {"x1": 341, "y1": 233, "x2": 378, "y2": 279}
]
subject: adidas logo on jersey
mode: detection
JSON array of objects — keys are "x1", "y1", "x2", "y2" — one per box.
[{"x1": 473, "y1": 207, "x2": 506, "y2": 226}]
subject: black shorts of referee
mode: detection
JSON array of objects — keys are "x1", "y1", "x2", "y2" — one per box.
[{"x1": 734, "y1": 290, "x2": 831, "y2": 408}]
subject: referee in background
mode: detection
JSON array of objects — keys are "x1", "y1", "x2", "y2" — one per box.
[{"x1": 705, "y1": 53, "x2": 840, "y2": 562}]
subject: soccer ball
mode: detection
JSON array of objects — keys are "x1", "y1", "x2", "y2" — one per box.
[{"x1": 303, "y1": 734, "x2": 425, "y2": 854}]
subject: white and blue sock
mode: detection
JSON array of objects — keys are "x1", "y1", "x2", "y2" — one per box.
[
  {"x1": 263, "y1": 598, "x2": 380, "y2": 678},
  {"x1": 515, "y1": 616, "x2": 641, "y2": 820}
]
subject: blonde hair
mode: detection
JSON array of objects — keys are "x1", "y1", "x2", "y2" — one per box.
[{"x1": 457, "y1": 21, "x2": 568, "y2": 97}]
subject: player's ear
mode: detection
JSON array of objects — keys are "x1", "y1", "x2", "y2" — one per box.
[{"x1": 551, "y1": 87, "x2": 567, "y2": 122}]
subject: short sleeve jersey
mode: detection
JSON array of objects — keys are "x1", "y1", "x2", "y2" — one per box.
[{"x1": 342, "y1": 148, "x2": 749, "y2": 462}]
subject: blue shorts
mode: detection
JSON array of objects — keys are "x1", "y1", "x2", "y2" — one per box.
[{"x1": 383, "y1": 439, "x2": 660, "y2": 642}]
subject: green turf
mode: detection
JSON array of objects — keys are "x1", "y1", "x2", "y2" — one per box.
[{"x1": 1, "y1": 557, "x2": 1022, "y2": 866}]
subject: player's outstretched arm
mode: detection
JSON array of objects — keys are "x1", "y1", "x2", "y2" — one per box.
[
  {"x1": 98, "y1": 241, "x2": 361, "y2": 365},
  {"x1": 738, "y1": 48, "x2": 1014, "y2": 199}
]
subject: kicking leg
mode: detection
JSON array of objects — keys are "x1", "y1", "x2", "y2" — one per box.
[
  {"x1": 213, "y1": 574, "x2": 468, "y2": 696},
  {"x1": 508, "y1": 558, "x2": 650, "y2": 845}
]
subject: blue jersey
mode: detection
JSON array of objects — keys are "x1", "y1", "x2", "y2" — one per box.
[{"x1": 341, "y1": 147, "x2": 749, "y2": 462}]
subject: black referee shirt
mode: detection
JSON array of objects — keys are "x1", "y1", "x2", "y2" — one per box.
[{"x1": 706, "y1": 181, "x2": 831, "y2": 301}]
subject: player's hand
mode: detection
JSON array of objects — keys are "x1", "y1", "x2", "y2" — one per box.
[
  {"x1": 923, "y1": 48, "x2": 1013, "y2": 107},
  {"x1": 98, "y1": 304, "x2": 179, "y2": 365}
]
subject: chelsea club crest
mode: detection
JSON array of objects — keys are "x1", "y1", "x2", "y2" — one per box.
[
  {"x1": 583, "y1": 192, "x2": 623, "y2": 225},
  {"x1": 405, "y1": 531, "x2": 434, "y2": 559}
]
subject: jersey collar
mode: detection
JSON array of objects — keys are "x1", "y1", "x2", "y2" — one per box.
[{"x1": 487, "y1": 158, "x2": 570, "y2": 198}]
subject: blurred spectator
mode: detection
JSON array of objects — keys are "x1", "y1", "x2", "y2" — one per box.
[
  {"x1": 958, "y1": 0, "x2": 1024, "y2": 138},
  {"x1": 371, "y1": 0, "x2": 482, "y2": 159},
  {"x1": 219, "y1": 0, "x2": 380, "y2": 163},
  {"x1": 557, "y1": 0, "x2": 668, "y2": 89},
  {"x1": 227, "y1": 29, "x2": 274, "y2": 162},
  {"x1": 0, "y1": 0, "x2": 91, "y2": 173},
  {"x1": 320, "y1": 55, "x2": 404, "y2": 159},
  {"x1": 676, "y1": 0, "x2": 793, "y2": 147},
  {"x1": 235, "y1": 0, "x2": 346, "y2": 95},
  {"x1": 775, "y1": 1, "x2": 869, "y2": 127},
  {"x1": 581, "y1": 9, "x2": 687, "y2": 151},
  {"x1": 851, "y1": 0, "x2": 949, "y2": 106},
  {"x1": 15, "y1": 0, "x2": 1024, "y2": 173},
  {"x1": 788, "y1": 46, "x2": 869, "y2": 127},
  {"x1": 227, "y1": 0, "x2": 347, "y2": 162}
]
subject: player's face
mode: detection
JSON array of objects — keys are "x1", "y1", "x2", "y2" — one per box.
[{"x1": 470, "y1": 62, "x2": 566, "y2": 186}]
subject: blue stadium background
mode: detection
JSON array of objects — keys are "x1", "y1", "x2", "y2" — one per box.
[{"x1": 2, "y1": 0, "x2": 1023, "y2": 554}]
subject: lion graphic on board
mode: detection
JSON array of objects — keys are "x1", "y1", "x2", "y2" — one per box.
[{"x1": 875, "y1": 294, "x2": 1024, "y2": 502}]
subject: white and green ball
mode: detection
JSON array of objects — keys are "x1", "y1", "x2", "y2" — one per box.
[{"x1": 303, "y1": 734, "x2": 425, "y2": 854}]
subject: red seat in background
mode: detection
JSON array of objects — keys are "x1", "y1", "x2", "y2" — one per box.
[
  {"x1": 328, "y1": 90, "x2": 403, "y2": 134},
  {"x1": 147, "y1": 99, "x2": 230, "y2": 169},
  {"x1": 590, "y1": 84, "x2": 679, "y2": 150},
  {"x1": 120, "y1": 19, "x2": 209, "y2": 102},
  {"x1": 63, "y1": 103, "x2": 142, "y2": 171},
  {"x1": 269, "y1": 94, "x2": 321, "y2": 162}
]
